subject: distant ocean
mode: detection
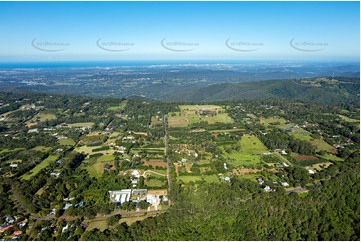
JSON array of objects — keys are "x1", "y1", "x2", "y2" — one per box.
[
  {"x1": 0, "y1": 60, "x2": 260, "y2": 69},
  {"x1": 0, "y1": 60, "x2": 358, "y2": 69}
]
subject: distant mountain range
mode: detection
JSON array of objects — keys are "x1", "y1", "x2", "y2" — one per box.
[{"x1": 166, "y1": 77, "x2": 360, "y2": 104}]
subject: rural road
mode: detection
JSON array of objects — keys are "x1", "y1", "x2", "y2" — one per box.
[{"x1": 163, "y1": 114, "x2": 172, "y2": 206}]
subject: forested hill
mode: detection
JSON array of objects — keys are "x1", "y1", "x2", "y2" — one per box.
[{"x1": 168, "y1": 77, "x2": 360, "y2": 104}]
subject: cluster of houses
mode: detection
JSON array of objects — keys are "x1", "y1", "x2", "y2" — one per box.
[
  {"x1": 257, "y1": 177, "x2": 290, "y2": 192},
  {"x1": 0, "y1": 217, "x2": 27, "y2": 240},
  {"x1": 108, "y1": 189, "x2": 167, "y2": 208}
]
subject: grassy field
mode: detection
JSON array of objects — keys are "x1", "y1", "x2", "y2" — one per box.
[
  {"x1": 223, "y1": 135, "x2": 268, "y2": 167},
  {"x1": 203, "y1": 175, "x2": 220, "y2": 183},
  {"x1": 86, "y1": 218, "x2": 108, "y2": 232},
  {"x1": 180, "y1": 105, "x2": 223, "y2": 111},
  {"x1": 177, "y1": 175, "x2": 203, "y2": 183},
  {"x1": 291, "y1": 132, "x2": 335, "y2": 153},
  {"x1": 32, "y1": 146, "x2": 51, "y2": 152},
  {"x1": 338, "y1": 114, "x2": 359, "y2": 123},
  {"x1": 318, "y1": 154, "x2": 343, "y2": 162},
  {"x1": 0, "y1": 148, "x2": 25, "y2": 155},
  {"x1": 278, "y1": 124, "x2": 335, "y2": 153},
  {"x1": 34, "y1": 113, "x2": 56, "y2": 122},
  {"x1": 67, "y1": 122, "x2": 94, "y2": 128},
  {"x1": 107, "y1": 100, "x2": 128, "y2": 111},
  {"x1": 169, "y1": 105, "x2": 233, "y2": 128},
  {"x1": 58, "y1": 138, "x2": 76, "y2": 146},
  {"x1": 209, "y1": 128, "x2": 244, "y2": 133},
  {"x1": 21, "y1": 155, "x2": 58, "y2": 180},
  {"x1": 119, "y1": 214, "x2": 153, "y2": 225},
  {"x1": 145, "y1": 179, "x2": 165, "y2": 187},
  {"x1": 260, "y1": 117, "x2": 287, "y2": 126}
]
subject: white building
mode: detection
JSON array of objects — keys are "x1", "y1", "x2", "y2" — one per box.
[{"x1": 109, "y1": 190, "x2": 132, "y2": 204}]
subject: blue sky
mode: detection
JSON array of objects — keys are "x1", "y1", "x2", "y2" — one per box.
[{"x1": 0, "y1": 1, "x2": 359, "y2": 62}]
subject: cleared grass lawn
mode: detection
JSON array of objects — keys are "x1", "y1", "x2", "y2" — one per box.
[
  {"x1": 278, "y1": 124, "x2": 335, "y2": 153},
  {"x1": 21, "y1": 155, "x2": 58, "y2": 180},
  {"x1": 169, "y1": 105, "x2": 233, "y2": 127},
  {"x1": 107, "y1": 100, "x2": 128, "y2": 111},
  {"x1": 83, "y1": 155, "x2": 115, "y2": 178},
  {"x1": 338, "y1": 114, "x2": 359, "y2": 123},
  {"x1": 180, "y1": 105, "x2": 222, "y2": 111},
  {"x1": 260, "y1": 117, "x2": 287, "y2": 126},
  {"x1": 97, "y1": 154, "x2": 115, "y2": 162},
  {"x1": 58, "y1": 138, "x2": 76, "y2": 146},
  {"x1": 240, "y1": 135, "x2": 269, "y2": 153},
  {"x1": 291, "y1": 132, "x2": 335, "y2": 153},
  {"x1": 75, "y1": 145, "x2": 113, "y2": 156},
  {"x1": 177, "y1": 175, "x2": 203, "y2": 183},
  {"x1": 32, "y1": 146, "x2": 51, "y2": 152},
  {"x1": 168, "y1": 114, "x2": 189, "y2": 128},
  {"x1": 318, "y1": 154, "x2": 343, "y2": 162},
  {"x1": 145, "y1": 179, "x2": 165, "y2": 187},
  {"x1": 223, "y1": 135, "x2": 268, "y2": 167},
  {"x1": 210, "y1": 128, "x2": 244, "y2": 133},
  {"x1": 203, "y1": 175, "x2": 220, "y2": 183},
  {"x1": 119, "y1": 214, "x2": 153, "y2": 225},
  {"x1": 187, "y1": 113, "x2": 234, "y2": 125},
  {"x1": 86, "y1": 218, "x2": 108, "y2": 232},
  {"x1": 109, "y1": 132, "x2": 120, "y2": 138},
  {"x1": 68, "y1": 122, "x2": 94, "y2": 128},
  {"x1": 311, "y1": 162, "x2": 333, "y2": 171},
  {"x1": 0, "y1": 148, "x2": 25, "y2": 155},
  {"x1": 34, "y1": 113, "x2": 56, "y2": 122}
]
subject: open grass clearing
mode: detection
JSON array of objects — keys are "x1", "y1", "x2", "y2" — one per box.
[
  {"x1": 119, "y1": 214, "x2": 153, "y2": 226},
  {"x1": 222, "y1": 135, "x2": 268, "y2": 167},
  {"x1": 203, "y1": 175, "x2": 220, "y2": 183},
  {"x1": 107, "y1": 100, "x2": 128, "y2": 111},
  {"x1": 32, "y1": 146, "x2": 51, "y2": 152},
  {"x1": 86, "y1": 218, "x2": 108, "y2": 232},
  {"x1": 67, "y1": 122, "x2": 94, "y2": 128},
  {"x1": 21, "y1": 155, "x2": 58, "y2": 180},
  {"x1": 318, "y1": 154, "x2": 343, "y2": 162},
  {"x1": 145, "y1": 179, "x2": 165, "y2": 187},
  {"x1": 0, "y1": 148, "x2": 25, "y2": 155},
  {"x1": 311, "y1": 162, "x2": 333, "y2": 171},
  {"x1": 209, "y1": 128, "x2": 245, "y2": 133},
  {"x1": 58, "y1": 138, "x2": 76, "y2": 146},
  {"x1": 143, "y1": 160, "x2": 167, "y2": 168},
  {"x1": 177, "y1": 175, "x2": 203, "y2": 183},
  {"x1": 260, "y1": 117, "x2": 287, "y2": 126}
]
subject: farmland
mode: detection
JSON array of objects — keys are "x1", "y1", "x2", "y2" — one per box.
[
  {"x1": 21, "y1": 155, "x2": 58, "y2": 180},
  {"x1": 168, "y1": 105, "x2": 234, "y2": 128}
]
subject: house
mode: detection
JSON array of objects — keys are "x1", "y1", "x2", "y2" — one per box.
[
  {"x1": 131, "y1": 170, "x2": 140, "y2": 178},
  {"x1": 27, "y1": 128, "x2": 38, "y2": 134},
  {"x1": 10, "y1": 163, "x2": 18, "y2": 168},
  {"x1": 63, "y1": 203, "x2": 72, "y2": 210},
  {"x1": 283, "y1": 162, "x2": 289, "y2": 167},
  {"x1": 224, "y1": 177, "x2": 231, "y2": 182},
  {"x1": 62, "y1": 224, "x2": 69, "y2": 233},
  {"x1": 308, "y1": 169, "x2": 315, "y2": 174},
  {"x1": 180, "y1": 158, "x2": 187, "y2": 163},
  {"x1": 12, "y1": 231, "x2": 22, "y2": 236},
  {"x1": 6, "y1": 217, "x2": 15, "y2": 224},
  {"x1": 263, "y1": 186, "x2": 272, "y2": 192},
  {"x1": 223, "y1": 163, "x2": 228, "y2": 170},
  {"x1": 281, "y1": 150, "x2": 287, "y2": 155},
  {"x1": 257, "y1": 178, "x2": 264, "y2": 185},
  {"x1": 281, "y1": 182, "x2": 289, "y2": 187},
  {"x1": 109, "y1": 190, "x2": 132, "y2": 204},
  {"x1": 50, "y1": 172, "x2": 61, "y2": 178},
  {"x1": 50, "y1": 208, "x2": 56, "y2": 215},
  {"x1": 147, "y1": 190, "x2": 168, "y2": 205}
]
